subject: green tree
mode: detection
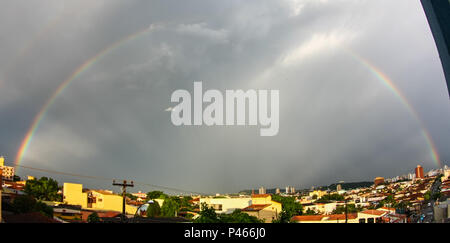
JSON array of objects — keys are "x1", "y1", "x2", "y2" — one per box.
[
  {"x1": 147, "y1": 191, "x2": 168, "y2": 199},
  {"x1": 315, "y1": 194, "x2": 344, "y2": 203},
  {"x1": 146, "y1": 201, "x2": 161, "y2": 218},
  {"x1": 193, "y1": 204, "x2": 263, "y2": 223},
  {"x1": 24, "y1": 177, "x2": 60, "y2": 201},
  {"x1": 12, "y1": 195, "x2": 36, "y2": 214},
  {"x1": 194, "y1": 203, "x2": 221, "y2": 223},
  {"x1": 272, "y1": 195, "x2": 303, "y2": 223},
  {"x1": 220, "y1": 210, "x2": 263, "y2": 223},
  {"x1": 147, "y1": 191, "x2": 163, "y2": 199},
  {"x1": 332, "y1": 204, "x2": 360, "y2": 214},
  {"x1": 304, "y1": 208, "x2": 318, "y2": 215},
  {"x1": 432, "y1": 192, "x2": 441, "y2": 201},
  {"x1": 12, "y1": 195, "x2": 53, "y2": 218},
  {"x1": 179, "y1": 196, "x2": 194, "y2": 211},
  {"x1": 125, "y1": 193, "x2": 137, "y2": 201},
  {"x1": 87, "y1": 212, "x2": 100, "y2": 223},
  {"x1": 161, "y1": 197, "x2": 179, "y2": 217}
]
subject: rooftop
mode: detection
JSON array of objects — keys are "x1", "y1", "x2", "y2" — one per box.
[{"x1": 242, "y1": 204, "x2": 271, "y2": 212}]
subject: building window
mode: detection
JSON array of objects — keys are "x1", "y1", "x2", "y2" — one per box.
[
  {"x1": 367, "y1": 218, "x2": 374, "y2": 223},
  {"x1": 359, "y1": 218, "x2": 366, "y2": 223},
  {"x1": 212, "y1": 204, "x2": 222, "y2": 211}
]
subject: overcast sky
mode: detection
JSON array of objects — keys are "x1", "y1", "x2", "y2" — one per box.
[{"x1": 1, "y1": 0, "x2": 449, "y2": 194}]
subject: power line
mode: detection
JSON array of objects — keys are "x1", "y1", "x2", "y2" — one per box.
[
  {"x1": 15, "y1": 164, "x2": 205, "y2": 195},
  {"x1": 16, "y1": 165, "x2": 113, "y2": 181}
]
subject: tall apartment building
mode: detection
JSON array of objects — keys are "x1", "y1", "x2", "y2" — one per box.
[
  {"x1": 258, "y1": 186, "x2": 266, "y2": 194},
  {"x1": 415, "y1": 165, "x2": 425, "y2": 179},
  {"x1": 0, "y1": 156, "x2": 14, "y2": 181}
]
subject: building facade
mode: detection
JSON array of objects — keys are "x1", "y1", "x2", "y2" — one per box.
[
  {"x1": 415, "y1": 165, "x2": 425, "y2": 179},
  {"x1": 242, "y1": 194, "x2": 282, "y2": 223},
  {"x1": 0, "y1": 156, "x2": 14, "y2": 181},
  {"x1": 199, "y1": 197, "x2": 252, "y2": 214},
  {"x1": 62, "y1": 182, "x2": 137, "y2": 215}
]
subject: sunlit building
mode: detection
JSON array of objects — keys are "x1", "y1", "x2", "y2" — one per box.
[
  {"x1": 374, "y1": 177, "x2": 385, "y2": 186},
  {"x1": 0, "y1": 156, "x2": 15, "y2": 181},
  {"x1": 62, "y1": 183, "x2": 137, "y2": 215},
  {"x1": 415, "y1": 165, "x2": 425, "y2": 179},
  {"x1": 242, "y1": 194, "x2": 282, "y2": 223}
]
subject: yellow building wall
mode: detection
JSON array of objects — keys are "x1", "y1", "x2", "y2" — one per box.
[
  {"x1": 154, "y1": 199, "x2": 165, "y2": 207},
  {"x1": 63, "y1": 183, "x2": 87, "y2": 208},
  {"x1": 63, "y1": 183, "x2": 136, "y2": 215},
  {"x1": 200, "y1": 197, "x2": 252, "y2": 214},
  {"x1": 90, "y1": 192, "x2": 137, "y2": 215},
  {"x1": 252, "y1": 196, "x2": 272, "y2": 205},
  {"x1": 309, "y1": 190, "x2": 328, "y2": 198}
]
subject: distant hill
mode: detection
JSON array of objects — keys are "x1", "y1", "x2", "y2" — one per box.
[
  {"x1": 239, "y1": 181, "x2": 373, "y2": 195},
  {"x1": 318, "y1": 181, "x2": 373, "y2": 191}
]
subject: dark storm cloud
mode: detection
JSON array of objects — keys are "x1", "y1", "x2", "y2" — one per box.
[{"x1": 1, "y1": 0, "x2": 449, "y2": 194}]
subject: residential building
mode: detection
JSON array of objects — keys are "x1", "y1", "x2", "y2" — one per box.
[
  {"x1": 0, "y1": 156, "x2": 14, "y2": 181},
  {"x1": 292, "y1": 209, "x2": 388, "y2": 223},
  {"x1": 199, "y1": 197, "x2": 252, "y2": 214},
  {"x1": 258, "y1": 187, "x2": 266, "y2": 194},
  {"x1": 415, "y1": 165, "x2": 425, "y2": 179},
  {"x1": 309, "y1": 190, "x2": 327, "y2": 199},
  {"x1": 131, "y1": 191, "x2": 147, "y2": 202},
  {"x1": 242, "y1": 194, "x2": 282, "y2": 223},
  {"x1": 291, "y1": 213, "x2": 359, "y2": 223},
  {"x1": 62, "y1": 182, "x2": 137, "y2": 215},
  {"x1": 374, "y1": 177, "x2": 385, "y2": 186}
]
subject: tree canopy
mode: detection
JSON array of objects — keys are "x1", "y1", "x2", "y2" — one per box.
[
  {"x1": 146, "y1": 201, "x2": 161, "y2": 218},
  {"x1": 147, "y1": 191, "x2": 168, "y2": 200},
  {"x1": 194, "y1": 203, "x2": 262, "y2": 223},
  {"x1": 272, "y1": 195, "x2": 303, "y2": 223},
  {"x1": 160, "y1": 197, "x2": 180, "y2": 217},
  {"x1": 24, "y1": 177, "x2": 61, "y2": 201},
  {"x1": 87, "y1": 212, "x2": 100, "y2": 223},
  {"x1": 315, "y1": 193, "x2": 344, "y2": 203},
  {"x1": 11, "y1": 195, "x2": 53, "y2": 218}
]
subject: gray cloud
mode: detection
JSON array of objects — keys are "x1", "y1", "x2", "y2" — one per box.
[{"x1": 1, "y1": 0, "x2": 449, "y2": 194}]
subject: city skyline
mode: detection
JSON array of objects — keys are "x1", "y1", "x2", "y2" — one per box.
[{"x1": 1, "y1": 0, "x2": 450, "y2": 194}]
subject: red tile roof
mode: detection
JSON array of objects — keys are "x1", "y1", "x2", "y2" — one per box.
[
  {"x1": 327, "y1": 213, "x2": 358, "y2": 220},
  {"x1": 291, "y1": 215, "x2": 325, "y2": 222},
  {"x1": 360, "y1": 210, "x2": 387, "y2": 216},
  {"x1": 380, "y1": 207, "x2": 396, "y2": 212},
  {"x1": 251, "y1": 194, "x2": 271, "y2": 198},
  {"x1": 81, "y1": 210, "x2": 122, "y2": 221},
  {"x1": 242, "y1": 204, "x2": 271, "y2": 212}
]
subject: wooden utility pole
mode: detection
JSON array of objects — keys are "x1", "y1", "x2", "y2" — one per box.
[{"x1": 113, "y1": 180, "x2": 134, "y2": 222}]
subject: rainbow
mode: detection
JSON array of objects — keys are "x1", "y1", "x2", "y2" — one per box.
[
  {"x1": 348, "y1": 51, "x2": 441, "y2": 168},
  {"x1": 14, "y1": 28, "x2": 442, "y2": 169},
  {"x1": 15, "y1": 25, "x2": 160, "y2": 166}
]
